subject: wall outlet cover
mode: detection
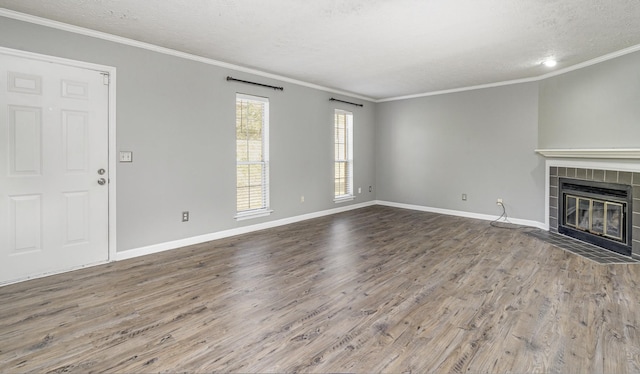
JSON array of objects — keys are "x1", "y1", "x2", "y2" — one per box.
[{"x1": 119, "y1": 151, "x2": 133, "y2": 162}]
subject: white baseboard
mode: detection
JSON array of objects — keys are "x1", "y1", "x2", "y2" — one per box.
[
  {"x1": 0, "y1": 260, "x2": 109, "y2": 287},
  {"x1": 375, "y1": 200, "x2": 547, "y2": 230},
  {"x1": 116, "y1": 200, "x2": 377, "y2": 261},
  {"x1": 117, "y1": 199, "x2": 546, "y2": 262},
  {"x1": 2, "y1": 199, "x2": 547, "y2": 285}
]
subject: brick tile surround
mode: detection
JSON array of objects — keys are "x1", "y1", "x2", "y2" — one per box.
[{"x1": 549, "y1": 167, "x2": 640, "y2": 258}]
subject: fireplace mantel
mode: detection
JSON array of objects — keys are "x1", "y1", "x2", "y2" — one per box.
[{"x1": 535, "y1": 148, "x2": 640, "y2": 159}]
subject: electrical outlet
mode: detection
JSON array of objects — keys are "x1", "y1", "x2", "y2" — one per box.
[
  {"x1": 369, "y1": 186, "x2": 372, "y2": 192},
  {"x1": 358, "y1": 187, "x2": 362, "y2": 194},
  {"x1": 119, "y1": 151, "x2": 133, "y2": 162},
  {"x1": 300, "y1": 195, "x2": 305, "y2": 203},
  {"x1": 182, "y1": 211, "x2": 189, "y2": 222},
  {"x1": 497, "y1": 198, "x2": 503, "y2": 205},
  {"x1": 462, "y1": 193, "x2": 467, "y2": 201}
]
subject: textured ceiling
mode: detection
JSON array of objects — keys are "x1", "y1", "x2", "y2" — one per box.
[{"x1": 1, "y1": 0, "x2": 640, "y2": 100}]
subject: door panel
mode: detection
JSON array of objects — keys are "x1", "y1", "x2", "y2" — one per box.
[
  {"x1": 9, "y1": 194, "x2": 42, "y2": 253},
  {"x1": 8, "y1": 105, "x2": 42, "y2": 176},
  {"x1": 63, "y1": 191, "x2": 89, "y2": 245},
  {"x1": 0, "y1": 52, "x2": 109, "y2": 284}
]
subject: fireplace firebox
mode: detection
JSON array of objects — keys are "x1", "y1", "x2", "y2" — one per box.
[{"x1": 558, "y1": 178, "x2": 633, "y2": 256}]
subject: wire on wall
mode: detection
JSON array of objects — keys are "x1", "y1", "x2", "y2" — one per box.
[
  {"x1": 330, "y1": 98, "x2": 363, "y2": 107},
  {"x1": 490, "y1": 202, "x2": 509, "y2": 228},
  {"x1": 226, "y1": 76, "x2": 284, "y2": 91},
  {"x1": 490, "y1": 202, "x2": 521, "y2": 230}
]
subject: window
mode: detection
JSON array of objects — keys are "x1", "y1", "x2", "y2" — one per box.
[
  {"x1": 236, "y1": 94, "x2": 270, "y2": 219},
  {"x1": 334, "y1": 109, "x2": 353, "y2": 201}
]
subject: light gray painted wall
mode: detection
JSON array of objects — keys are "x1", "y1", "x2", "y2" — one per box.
[
  {"x1": 376, "y1": 83, "x2": 546, "y2": 222},
  {"x1": 6, "y1": 14, "x2": 636, "y2": 252},
  {"x1": 539, "y1": 50, "x2": 640, "y2": 148},
  {"x1": 0, "y1": 16, "x2": 376, "y2": 252}
]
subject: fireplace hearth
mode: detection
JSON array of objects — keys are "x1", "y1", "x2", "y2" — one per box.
[{"x1": 558, "y1": 178, "x2": 633, "y2": 256}]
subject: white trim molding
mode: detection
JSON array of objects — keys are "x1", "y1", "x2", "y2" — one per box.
[
  {"x1": 0, "y1": 9, "x2": 375, "y2": 103},
  {"x1": 118, "y1": 199, "x2": 546, "y2": 262},
  {"x1": 536, "y1": 148, "x2": 640, "y2": 159},
  {"x1": 379, "y1": 43, "x2": 640, "y2": 103},
  {"x1": 334, "y1": 196, "x2": 356, "y2": 204},
  {"x1": 234, "y1": 209, "x2": 274, "y2": 221},
  {"x1": 116, "y1": 201, "x2": 376, "y2": 261},
  {"x1": 376, "y1": 200, "x2": 546, "y2": 230},
  {"x1": 0, "y1": 46, "x2": 118, "y2": 263},
  {"x1": 3, "y1": 8, "x2": 640, "y2": 103},
  {"x1": 0, "y1": 46, "x2": 117, "y2": 286},
  {"x1": 114, "y1": 197, "x2": 553, "y2": 263}
]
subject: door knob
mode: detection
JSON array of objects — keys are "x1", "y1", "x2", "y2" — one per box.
[{"x1": 98, "y1": 178, "x2": 106, "y2": 185}]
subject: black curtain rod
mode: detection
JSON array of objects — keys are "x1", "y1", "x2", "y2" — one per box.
[
  {"x1": 226, "y1": 76, "x2": 284, "y2": 91},
  {"x1": 330, "y1": 98, "x2": 363, "y2": 107}
]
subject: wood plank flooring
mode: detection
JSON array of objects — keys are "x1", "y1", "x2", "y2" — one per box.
[{"x1": 2, "y1": 205, "x2": 640, "y2": 373}]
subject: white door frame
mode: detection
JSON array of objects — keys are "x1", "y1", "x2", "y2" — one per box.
[{"x1": 0, "y1": 46, "x2": 117, "y2": 264}]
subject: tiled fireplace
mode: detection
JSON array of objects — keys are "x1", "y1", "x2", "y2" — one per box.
[{"x1": 549, "y1": 166, "x2": 640, "y2": 258}]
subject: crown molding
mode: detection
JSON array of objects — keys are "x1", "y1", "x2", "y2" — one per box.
[
  {"x1": 0, "y1": 8, "x2": 376, "y2": 103},
  {"x1": 535, "y1": 44, "x2": 640, "y2": 81},
  {"x1": 376, "y1": 76, "x2": 541, "y2": 102},
  {"x1": 3, "y1": 8, "x2": 640, "y2": 103},
  {"x1": 378, "y1": 43, "x2": 640, "y2": 103}
]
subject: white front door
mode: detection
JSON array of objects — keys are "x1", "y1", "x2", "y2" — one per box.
[{"x1": 0, "y1": 52, "x2": 109, "y2": 284}]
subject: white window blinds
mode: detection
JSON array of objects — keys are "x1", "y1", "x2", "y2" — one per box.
[
  {"x1": 236, "y1": 94, "x2": 270, "y2": 217},
  {"x1": 334, "y1": 109, "x2": 353, "y2": 200}
]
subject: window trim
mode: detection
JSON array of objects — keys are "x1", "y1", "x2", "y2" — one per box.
[
  {"x1": 333, "y1": 109, "x2": 354, "y2": 203},
  {"x1": 334, "y1": 195, "x2": 356, "y2": 203},
  {"x1": 234, "y1": 93, "x2": 272, "y2": 220},
  {"x1": 234, "y1": 208, "x2": 274, "y2": 221}
]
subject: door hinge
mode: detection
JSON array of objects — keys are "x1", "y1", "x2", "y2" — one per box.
[{"x1": 101, "y1": 73, "x2": 110, "y2": 85}]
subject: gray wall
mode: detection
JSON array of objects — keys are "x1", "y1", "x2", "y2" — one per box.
[
  {"x1": 0, "y1": 16, "x2": 376, "y2": 252},
  {"x1": 539, "y1": 50, "x2": 640, "y2": 148},
  {"x1": 376, "y1": 83, "x2": 546, "y2": 223},
  {"x1": 3, "y1": 14, "x2": 638, "y2": 250}
]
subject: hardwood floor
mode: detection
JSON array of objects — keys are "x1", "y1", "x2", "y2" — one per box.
[{"x1": 2, "y1": 205, "x2": 640, "y2": 373}]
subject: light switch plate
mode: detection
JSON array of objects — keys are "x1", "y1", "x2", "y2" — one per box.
[{"x1": 119, "y1": 151, "x2": 133, "y2": 162}]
